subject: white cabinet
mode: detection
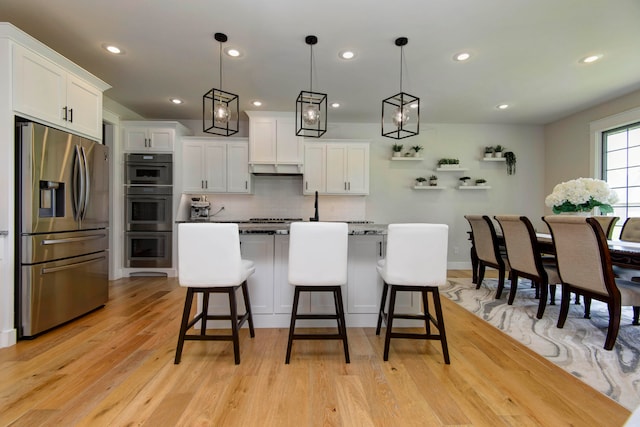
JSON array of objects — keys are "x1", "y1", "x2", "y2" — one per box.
[
  {"x1": 181, "y1": 137, "x2": 251, "y2": 194},
  {"x1": 12, "y1": 44, "x2": 104, "y2": 140},
  {"x1": 304, "y1": 141, "x2": 370, "y2": 195},
  {"x1": 123, "y1": 125, "x2": 175, "y2": 152},
  {"x1": 347, "y1": 235, "x2": 385, "y2": 313},
  {"x1": 246, "y1": 111, "x2": 304, "y2": 174}
]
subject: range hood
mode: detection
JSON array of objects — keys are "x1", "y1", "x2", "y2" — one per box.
[{"x1": 249, "y1": 163, "x2": 303, "y2": 176}]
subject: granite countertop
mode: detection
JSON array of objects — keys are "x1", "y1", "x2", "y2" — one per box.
[{"x1": 175, "y1": 220, "x2": 387, "y2": 235}]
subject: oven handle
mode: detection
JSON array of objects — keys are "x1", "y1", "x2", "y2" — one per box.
[
  {"x1": 41, "y1": 234, "x2": 107, "y2": 245},
  {"x1": 41, "y1": 255, "x2": 106, "y2": 274}
]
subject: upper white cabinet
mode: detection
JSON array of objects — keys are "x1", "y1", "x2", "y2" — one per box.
[
  {"x1": 181, "y1": 137, "x2": 251, "y2": 194},
  {"x1": 12, "y1": 44, "x2": 105, "y2": 140},
  {"x1": 304, "y1": 140, "x2": 370, "y2": 195},
  {"x1": 123, "y1": 123, "x2": 175, "y2": 152},
  {"x1": 245, "y1": 111, "x2": 304, "y2": 174}
]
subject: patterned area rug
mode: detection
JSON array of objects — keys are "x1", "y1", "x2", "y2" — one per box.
[{"x1": 442, "y1": 278, "x2": 640, "y2": 410}]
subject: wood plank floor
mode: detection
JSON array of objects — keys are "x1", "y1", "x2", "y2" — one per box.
[{"x1": 0, "y1": 271, "x2": 630, "y2": 426}]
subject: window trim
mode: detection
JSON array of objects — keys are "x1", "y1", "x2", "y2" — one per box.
[{"x1": 590, "y1": 106, "x2": 640, "y2": 178}]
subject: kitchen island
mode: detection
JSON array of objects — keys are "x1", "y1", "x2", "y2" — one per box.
[{"x1": 175, "y1": 221, "x2": 421, "y2": 328}]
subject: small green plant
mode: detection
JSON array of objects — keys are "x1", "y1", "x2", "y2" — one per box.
[
  {"x1": 459, "y1": 176, "x2": 471, "y2": 181},
  {"x1": 437, "y1": 158, "x2": 460, "y2": 165},
  {"x1": 484, "y1": 146, "x2": 494, "y2": 154},
  {"x1": 505, "y1": 151, "x2": 516, "y2": 175},
  {"x1": 429, "y1": 175, "x2": 438, "y2": 180},
  {"x1": 415, "y1": 177, "x2": 427, "y2": 182},
  {"x1": 475, "y1": 178, "x2": 487, "y2": 184},
  {"x1": 392, "y1": 144, "x2": 403, "y2": 153},
  {"x1": 411, "y1": 145, "x2": 424, "y2": 153},
  {"x1": 494, "y1": 145, "x2": 504, "y2": 153}
]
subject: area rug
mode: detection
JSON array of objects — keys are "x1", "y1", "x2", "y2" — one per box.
[{"x1": 442, "y1": 278, "x2": 640, "y2": 410}]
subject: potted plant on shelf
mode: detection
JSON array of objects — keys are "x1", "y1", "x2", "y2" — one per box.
[
  {"x1": 475, "y1": 178, "x2": 487, "y2": 186},
  {"x1": 494, "y1": 145, "x2": 504, "y2": 158},
  {"x1": 437, "y1": 158, "x2": 460, "y2": 169},
  {"x1": 411, "y1": 145, "x2": 424, "y2": 157},
  {"x1": 392, "y1": 143, "x2": 403, "y2": 157},
  {"x1": 504, "y1": 151, "x2": 516, "y2": 175},
  {"x1": 484, "y1": 146, "x2": 494, "y2": 159},
  {"x1": 415, "y1": 177, "x2": 427, "y2": 186},
  {"x1": 459, "y1": 176, "x2": 471, "y2": 186},
  {"x1": 428, "y1": 175, "x2": 438, "y2": 186}
]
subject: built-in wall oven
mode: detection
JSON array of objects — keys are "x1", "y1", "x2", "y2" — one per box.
[{"x1": 124, "y1": 153, "x2": 173, "y2": 269}]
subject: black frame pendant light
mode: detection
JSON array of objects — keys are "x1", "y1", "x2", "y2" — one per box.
[
  {"x1": 382, "y1": 37, "x2": 420, "y2": 139},
  {"x1": 296, "y1": 35, "x2": 327, "y2": 138},
  {"x1": 203, "y1": 32, "x2": 239, "y2": 136}
]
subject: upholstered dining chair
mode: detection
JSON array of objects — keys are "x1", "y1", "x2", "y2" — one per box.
[
  {"x1": 375, "y1": 223, "x2": 450, "y2": 364},
  {"x1": 494, "y1": 215, "x2": 561, "y2": 318},
  {"x1": 464, "y1": 215, "x2": 510, "y2": 296},
  {"x1": 592, "y1": 216, "x2": 619, "y2": 240},
  {"x1": 620, "y1": 217, "x2": 640, "y2": 242},
  {"x1": 543, "y1": 215, "x2": 640, "y2": 350},
  {"x1": 286, "y1": 222, "x2": 350, "y2": 364},
  {"x1": 175, "y1": 223, "x2": 256, "y2": 365}
]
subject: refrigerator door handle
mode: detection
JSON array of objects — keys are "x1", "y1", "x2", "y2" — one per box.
[
  {"x1": 42, "y1": 233, "x2": 107, "y2": 245},
  {"x1": 80, "y1": 146, "x2": 90, "y2": 220},
  {"x1": 72, "y1": 145, "x2": 84, "y2": 221},
  {"x1": 41, "y1": 254, "x2": 107, "y2": 274}
]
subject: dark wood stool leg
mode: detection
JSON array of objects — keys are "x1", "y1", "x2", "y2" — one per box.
[
  {"x1": 633, "y1": 306, "x2": 640, "y2": 326},
  {"x1": 376, "y1": 282, "x2": 389, "y2": 335},
  {"x1": 422, "y1": 290, "x2": 431, "y2": 335},
  {"x1": 431, "y1": 288, "x2": 450, "y2": 364},
  {"x1": 285, "y1": 287, "x2": 301, "y2": 364},
  {"x1": 241, "y1": 280, "x2": 255, "y2": 338},
  {"x1": 228, "y1": 287, "x2": 241, "y2": 365},
  {"x1": 175, "y1": 288, "x2": 195, "y2": 364},
  {"x1": 334, "y1": 287, "x2": 350, "y2": 363},
  {"x1": 200, "y1": 290, "x2": 210, "y2": 335},
  {"x1": 383, "y1": 286, "x2": 397, "y2": 361}
]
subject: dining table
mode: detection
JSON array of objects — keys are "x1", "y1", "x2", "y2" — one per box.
[{"x1": 468, "y1": 231, "x2": 640, "y2": 284}]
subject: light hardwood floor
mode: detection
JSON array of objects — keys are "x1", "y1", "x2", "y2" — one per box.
[{"x1": 0, "y1": 271, "x2": 630, "y2": 426}]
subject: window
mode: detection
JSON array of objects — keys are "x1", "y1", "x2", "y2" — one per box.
[{"x1": 602, "y1": 121, "x2": 640, "y2": 238}]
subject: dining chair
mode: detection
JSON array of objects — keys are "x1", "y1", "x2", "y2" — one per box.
[
  {"x1": 543, "y1": 215, "x2": 640, "y2": 350},
  {"x1": 593, "y1": 215, "x2": 619, "y2": 239},
  {"x1": 464, "y1": 215, "x2": 510, "y2": 296},
  {"x1": 285, "y1": 222, "x2": 350, "y2": 364},
  {"x1": 175, "y1": 223, "x2": 256, "y2": 365},
  {"x1": 375, "y1": 223, "x2": 450, "y2": 364},
  {"x1": 494, "y1": 215, "x2": 562, "y2": 318},
  {"x1": 620, "y1": 217, "x2": 640, "y2": 242}
]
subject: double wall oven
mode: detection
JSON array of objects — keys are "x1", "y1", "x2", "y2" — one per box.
[{"x1": 124, "y1": 153, "x2": 173, "y2": 268}]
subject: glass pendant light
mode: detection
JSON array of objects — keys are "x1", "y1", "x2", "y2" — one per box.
[
  {"x1": 203, "y1": 32, "x2": 239, "y2": 136},
  {"x1": 296, "y1": 35, "x2": 327, "y2": 138}
]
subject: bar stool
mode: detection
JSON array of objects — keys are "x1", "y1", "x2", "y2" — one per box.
[
  {"x1": 375, "y1": 223, "x2": 450, "y2": 364},
  {"x1": 285, "y1": 222, "x2": 349, "y2": 364},
  {"x1": 174, "y1": 223, "x2": 255, "y2": 365}
]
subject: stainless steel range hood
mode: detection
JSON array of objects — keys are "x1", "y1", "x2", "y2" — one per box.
[{"x1": 250, "y1": 163, "x2": 303, "y2": 176}]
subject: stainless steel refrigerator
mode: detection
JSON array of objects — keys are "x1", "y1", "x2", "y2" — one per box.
[{"x1": 16, "y1": 121, "x2": 109, "y2": 338}]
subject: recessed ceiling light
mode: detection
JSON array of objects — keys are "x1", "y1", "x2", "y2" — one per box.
[
  {"x1": 102, "y1": 44, "x2": 123, "y2": 54},
  {"x1": 331, "y1": 102, "x2": 340, "y2": 108},
  {"x1": 580, "y1": 54, "x2": 602, "y2": 64},
  {"x1": 225, "y1": 47, "x2": 241, "y2": 57},
  {"x1": 170, "y1": 98, "x2": 183, "y2": 104},
  {"x1": 252, "y1": 100, "x2": 263, "y2": 107},
  {"x1": 339, "y1": 50, "x2": 355, "y2": 60},
  {"x1": 496, "y1": 104, "x2": 509, "y2": 110},
  {"x1": 454, "y1": 52, "x2": 471, "y2": 61}
]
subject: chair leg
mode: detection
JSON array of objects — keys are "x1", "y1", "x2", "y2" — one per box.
[
  {"x1": 507, "y1": 273, "x2": 519, "y2": 305},
  {"x1": 633, "y1": 307, "x2": 640, "y2": 326},
  {"x1": 285, "y1": 287, "x2": 301, "y2": 364},
  {"x1": 241, "y1": 280, "x2": 255, "y2": 338},
  {"x1": 228, "y1": 288, "x2": 241, "y2": 365},
  {"x1": 383, "y1": 286, "x2": 398, "y2": 361},
  {"x1": 376, "y1": 281, "x2": 389, "y2": 335},
  {"x1": 498, "y1": 267, "x2": 507, "y2": 296},
  {"x1": 604, "y1": 301, "x2": 621, "y2": 351},
  {"x1": 536, "y1": 281, "x2": 548, "y2": 319},
  {"x1": 549, "y1": 284, "x2": 557, "y2": 305},
  {"x1": 334, "y1": 287, "x2": 350, "y2": 363},
  {"x1": 431, "y1": 288, "x2": 450, "y2": 365},
  {"x1": 422, "y1": 290, "x2": 431, "y2": 335},
  {"x1": 584, "y1": 296, "x2": 592, "y2": 319},
  {"x1": 557, "y1": 285, "x2": 571, "y2": 328},
  {"x1": 200, "y1": 290, "x2": 210, "y2": 335},
  {"x1": 477, "y1": 264, "x2": 486, "y2": 290},
  {"x1": 175, "y1": 288, "x2": 195, "y2": 364}
]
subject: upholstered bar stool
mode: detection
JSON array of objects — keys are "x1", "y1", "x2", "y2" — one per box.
[
  {"x1": 174, "y1": 223, "x2": 256, "y2": 365},
  {"x1": 375, "y1": 223, "x2": 450, "y2": 364},
  {"x1": 285, "y1": 222, "x2": 349, "y2": 364}
]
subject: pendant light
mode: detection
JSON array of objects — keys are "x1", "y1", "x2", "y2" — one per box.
[
  {"x1": 203, "y1": 32, "x2": 239, "y2": 136},
  {"x1": 296, "y1": 35, "x2": 327, "y2": 138},
  {"x1": 382, "y1": 37, "x2": 420, "y2": 139}
]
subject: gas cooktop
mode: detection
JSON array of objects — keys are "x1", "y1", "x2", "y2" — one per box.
[{"x1": 249, "y1": 218, "x2": 303, "y2": 223}]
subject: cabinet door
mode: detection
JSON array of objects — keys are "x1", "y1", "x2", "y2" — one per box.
[
  {"x1": 148, "y1": 128, "x2": 174, "y2": 152},
  {"x1": 303, "y1": 143, "x2": 326, "y2": 194},
  {"x1": 326, "y1": 145, "x2": 348, "y2": 194},
  {"x1": 347, "y1": 235, "x2": 384, "y2": 313},
  {"x1": 275, "y1": 118, "x2": 303, "y2": 164},
  {"x1": 66, "y1": 74, "x2": 102, "y2": 139},
  {"x1": 345, "y1": 144, "x2": 370, "y2": 195},
  {"x1": 12, "y1": 44, "x2": 66, "y2": 127},
  {"x1": 249, "y1": 118, "x2": 277, "y2": 163},
  {"x1": 203, "y1": 142, "x2": 227, "y2": 193},
  {"x1": 239, "y1": 235, "x2": 274, "y2": 314},
  {"x1": 182, "y1": 141, "x2": 205, "y2": 192},
  {"x1": 227, "y1": 142, "x2": 251, "y2": 193},
  {"x1": 123, "y1": 127, "x2": 150, "y2": 151}
]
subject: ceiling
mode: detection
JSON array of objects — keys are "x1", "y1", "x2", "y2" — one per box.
[{"x1": 2, "y1": 0, "x2": 640, "y2": 125}]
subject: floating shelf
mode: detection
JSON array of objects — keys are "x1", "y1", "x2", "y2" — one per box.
[
  {"x1": 482, "y1": 157, "x2": 506, "y2": 162},
  {"x1": 436, "y1": 167, "x2": 469, "y2": 172},
  {"x1": 391, "y1": 156, "x2": 423, "y2": 161},
  {"x1": 458, "y1": 185, "x2": 491, "y2": 190},
  {"x1": 413, "y1": 186, "x2": 446, "y2": 190}
]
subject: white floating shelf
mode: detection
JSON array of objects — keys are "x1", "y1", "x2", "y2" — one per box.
[
  {"x1": 413, "y1": 186, "x2": 446, "y2": 190},
  {"x1": 482, "y1": 157, "x2": 506, "y2": 162},
  {"x1": 391, "y1": 156, "x2": 423, "y2": 161},
  {"x1": 458, "y1": 185, "x2": 491, "y2": 190},
  {"x1": 436, "y1": 167, "x2": 469, "y2": 172}
]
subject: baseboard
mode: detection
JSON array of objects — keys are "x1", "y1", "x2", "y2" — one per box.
[
  {"x1": 0, "y1": 328, "x2": 17, "y2": 348},
  {"x1": 448, "y1": 261, "x2": 472, "y2": 270}
]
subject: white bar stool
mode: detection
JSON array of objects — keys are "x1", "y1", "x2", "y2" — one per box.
[
  {"x1": 175, "y1": 223, "x2": 256, "y2": 365},
  {"x1": 286, "y1": 222, "x2": 350, "y2": 364},
  {"x1": 375, "y1": 223, "x2": 450, "y2": 364}
]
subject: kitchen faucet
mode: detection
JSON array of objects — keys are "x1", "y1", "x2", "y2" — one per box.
[{"x1": 310, "y1": 191, "x2": 319, "y2": 221}]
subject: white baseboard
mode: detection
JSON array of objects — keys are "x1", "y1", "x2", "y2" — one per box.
[
  {"x1": 0, "y1": 328, "x2": 17, "y2": 348},
  {"x1": 448, "y1": 261, "x2": 472, "y2": 270}
]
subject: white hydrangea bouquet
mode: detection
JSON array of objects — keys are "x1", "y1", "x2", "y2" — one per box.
[{"x1": 545, "y1": 177, "x2": 618, "y2": 214}]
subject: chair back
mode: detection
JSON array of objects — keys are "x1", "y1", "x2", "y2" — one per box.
[
  {"x1": 593, "y1": 216, "x2": 619, "y2": 239},
  {"x1": 494, "y1": 215, "x2": 540, "y2": 276},
  {"x1": 542, "y1": 215, "x2": 616, "y2": 297},
  {"x1": 464, "y1": 215, "x2": 501, "y2": 265},
  {"x1": 178, "y1": 223, "x2": 244, "y2": 287},
  {"x1": 380, "y1": 223, "x2": 448, "y2": 287},
  {"x1": 288, "y1": 222, "x2": 348, "y2": 286},
  {"x1": 620, "y1": 217, "x2": 640, "y2": 242}
]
